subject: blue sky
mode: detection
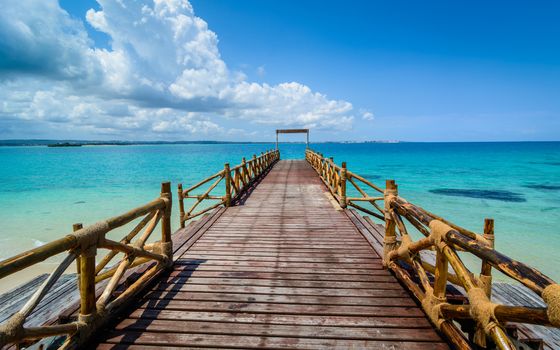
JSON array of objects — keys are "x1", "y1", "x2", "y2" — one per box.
[{"x1": 1, "y1": 0, "x2": 559, "y2": 141}]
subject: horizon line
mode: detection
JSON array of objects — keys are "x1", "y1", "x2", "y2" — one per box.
[{"x1": 1, "y1": 139, "x2": 560, "y2": 146}]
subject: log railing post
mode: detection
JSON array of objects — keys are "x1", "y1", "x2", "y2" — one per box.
[
  {"x1": 241, "y1": 157, "x2": 247, "y2": 184},
  {"x1": 329, "y1": 157, "x2": 334, "y2": 190},
  {"x1": 224, "y1": 163, "x2": 232, "y2": 207},
  {"x1": 252, "y1": 155, "x2": 257, "y2": 177},
  {"x1": 383, "y1": 179, "x2": 398, "y2": 266},
  {"x1": 320, "y1": 154, "x2": 325, "y2": 178},
  {"x1": 434, "y1": 249, "x2": 448, "y2": 299},
  {"x1": 340, "y1": 162, "x2": 347, "y2": 208},
  {"x1": 329, "y1": 157, "x2": 336, "y2": 192},
  {"x1": 325, "y1": 159, "x2": 331, "y2": 188},
  {"x1": 160, "y1": 182, "x2": 173, "y2": 262},
  {"x1": 73, "y1": 223, "x2": 83, "y2": 290},
  {"x1": 323, "y1": 159, "x2": 327, "y2": 183},
  {"x1": 79, "y1": 247, "x2": 96, "y2": 319},
  {"x1": 177, "y1": 183, "x2": 185, "y2": 228},
  {"x1": 264, "y1": 151, "x2": 269, "y2": 167},
  {"x1": 480, "y1": 218, "x2": 494, "y2": 297}
]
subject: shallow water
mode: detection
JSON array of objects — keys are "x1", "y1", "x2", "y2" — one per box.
[{"x1": 0, "y1": 142, "x2": 559, "y2": 282}]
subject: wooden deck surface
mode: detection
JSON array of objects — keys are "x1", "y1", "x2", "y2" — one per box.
[{"x1": 96, "y1": 160, "x2": 449, "y2": 349}]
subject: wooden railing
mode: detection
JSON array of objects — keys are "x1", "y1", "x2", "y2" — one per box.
[
  {"x1": 178, "y1": 149, "x2": 280, "y2": 227},
  {"x1": 306, "y1": 149, "x2": 385, "y2": 219},
  {"x1": 306, "y1": 148, "x2": 560, "y2": 350},
  {"x1": 0, "y1": 183, "x2": 173, "y2": 348}
]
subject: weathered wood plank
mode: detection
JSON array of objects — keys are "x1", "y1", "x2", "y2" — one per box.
[
  {"x1": 180, "y1": 254, "x2": 381, "y2": 264},
  {"x1": 165, "y1": 269, "x2": 396, "y2": 282},
  {"x1": 174, "y1": 259, "x2": 386, "y2": 271},
  {"x1": 125, "y1": 309, "x2": 433, "y2": 328},
  {"x1": 151, "y1": 283, "x2": 413, "y2": 298},
  {"x1": 112, "y1": 319, "x2": 442, "y2": 341},
  {"x1": 141, "y1": 290, "x2": 417, "y2": 306},
  {"x1": 153, "y1": 276, "x2": 403, "y2": 289},
  {"x1": 101, "y1": 332, "x2": 450, "y2": 349}
]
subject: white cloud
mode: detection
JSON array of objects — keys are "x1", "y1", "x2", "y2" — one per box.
[
  {"x1": 0, "y1": 0, "x2": 359, "y2": 139},
  {"x1": 361, "y1": 111, "x2": 375, "y2": 120},
  {"x1": 0, "y1": 1, "x2": 99, "y2": 81}
]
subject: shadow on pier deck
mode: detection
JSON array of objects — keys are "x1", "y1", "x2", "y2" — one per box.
[{"x1": 97, "y1": 160, "x2": 449, "y2": 349}]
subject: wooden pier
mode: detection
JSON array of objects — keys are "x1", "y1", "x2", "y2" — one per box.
[
  {"x1": 1, "y1": 146, "x2": 560, "y2": 350},
  {"x1": 98, "y1": 160, "x2": 448, "y2": 349}
]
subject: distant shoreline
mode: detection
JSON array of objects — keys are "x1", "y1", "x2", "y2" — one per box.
[
  {"x1": 1, "y1": 139, "x2": 560, "y2": 147},
  {"x1": 0, "y1": 140, "x2": 402, "y2": 147}
]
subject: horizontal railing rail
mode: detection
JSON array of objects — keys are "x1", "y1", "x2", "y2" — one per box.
[
  {"x1": 0, "y1": 183, "x2": 173, "y2": 349},
  {"x1": 305, "y1": 148, "x2": 560, "y2": 350},
  {"x1": 178, "y1": 149, "x2": 280, "y2": 227}
]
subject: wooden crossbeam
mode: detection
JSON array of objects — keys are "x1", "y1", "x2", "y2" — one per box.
[
  {"x1": 276, "y1": 128, "x2": 309, "y2": 134},
  {"x1": 276, "y1": 129, "x2": 309, "y2": 149}
]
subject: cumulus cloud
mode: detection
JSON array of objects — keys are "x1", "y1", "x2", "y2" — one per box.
[
  {"x1": 0, "y1": 0, "x2": 359, "y2": 139},
  {"x1": 361, "y1": 111, "x2": 375, "y2": 121},
  {"x1": 0, "y1": 1, "x2": 99, "y2": 81}
]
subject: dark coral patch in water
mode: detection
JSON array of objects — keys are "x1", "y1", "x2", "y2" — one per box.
[
  {"x1": 429, "y1": 189, "x2": 526, "y2": 202},
  {"x1": 529, "y1": 161, "x2": 560, "y2": 166},
  {"x1": 523, "y1": 184, "x2": 560, "y2": 191}
]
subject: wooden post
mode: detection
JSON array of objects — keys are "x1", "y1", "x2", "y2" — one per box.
[
  {"x1": 79, "y1": 249, "x2": 96, "y2": 317},
  {"x1": 178, "y1": 183, "x2": 185, "y2": 228},
  {"x1": 224, "y1": 163, "x2": 232, "y2": 207},
  {"x1": 276, "y1": 131, "x2": 279, "y2": 150},
  {"x1": 252, "y1": 155, "x2": 258, "y2": 176},
  {"x1": 241, "y1": 157, "x2": 247, "y2": 183},
  {"x1": 434, "y1": 249, "x2": 448, "y2": 299},
  {"x1": 73, "y1": 223, "x2": 83, "y2": 290},
  {"x1": 383, "y1": 179, "x2": 398, "y2": 266},
  {"x1": 160, "y1": 182, "x2": 173, "y2": 265},
  {"x1": 264, "y1": 151, "x2": 268, "y2": 167},
  {"x1": 340, "y1": 162, "x2": 347, "y2": 208},
  {"x1": 321, "y1": 155, "x2": 326, "y2": 179},
  {"x1": 471, "y1": 220, "x2": 494, "y2": 348},
  {"x1": 160, "y1": 182, "x2": 172, "y2": 245},
  {"x1": 306, "y1": 130, "x2": 309, "y2": 148},
  {"x1": 481, "y1": 218, "x2": 494, "y2": 297},
  {"x1": 329, "y1": 157, "x2": 334, "y2": 189}
]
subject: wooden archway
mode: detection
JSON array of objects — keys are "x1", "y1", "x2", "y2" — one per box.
[{"x1": 275, "y1": 129, "x2": 309, "y2": 150}]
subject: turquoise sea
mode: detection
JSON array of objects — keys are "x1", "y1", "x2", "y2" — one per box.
[{"x1": 0, "y1": 142, "x2": 559, "y2": 282}]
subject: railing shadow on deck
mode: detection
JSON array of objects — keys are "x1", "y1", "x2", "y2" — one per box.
[
  {"x1": 103, "y1": 258, "x2": 206, "y2": 346},
  {"x1": 305, "y1": 148, "x2": 560, "y2": 350}
]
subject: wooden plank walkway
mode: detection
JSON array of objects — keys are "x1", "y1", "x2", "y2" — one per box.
[{"x1": 96, "y1": 160, "x2": 450, "y2": 349}]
